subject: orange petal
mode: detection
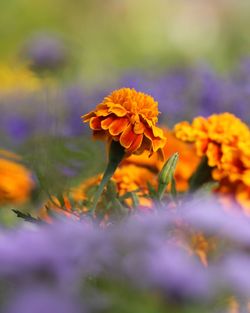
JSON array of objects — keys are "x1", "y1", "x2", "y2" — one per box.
[
  {"x1": 120, "y1": 124, "x2": 136, "y2": 149},
  {"x1": 95, "y1": 104, "x2": 110, "y2": 117},
  {"x1": 144, "y1": 128, "x2": 166, "y2": 152},
  {"x1": 109, "y1": 118, "x2": 129, "y2": 136},
  {"x1": 82, "y1": 111, "x2": 95, "y2": 122},
  {"x1": 152, "y1": 125, "x2": 164, "y2": 137},
  {"x1": 108, "y1": 104, "x2": 127, "y2": 117},
  {"x1": 101, "y1": 116, "x2": 115, "y2": 130},
  {"x1": 134, "y1": 122, "x2": 145, "y2": 134},
  {"x1": 152, "y1": 137, "x2": 166, "y2": 152},
  {"x1": 127, "y1": 134, "x2": 143, "y2": 153},
  {"x1": 144, "y1": 127, "x2": 154, "y2": 142},
  {"x1": 90, "y1": 117, "x2": 102, "y2": 130}
]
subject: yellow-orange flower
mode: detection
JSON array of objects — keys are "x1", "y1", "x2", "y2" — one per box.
[
  {"x1": 174, "y1": 113, "x2": 250, "y2": 211},
  {"x1": 39, "y1": 163, "x2": 157, "y2": 221},
  {"x1": 82, "y1": 88, "x2": 166, "y2": 155},
  {"x1": 125, "y1": 128, "x2": 200, "y2": 192},
  {"x1": 161, "y1": 129, "x2": 201, "y2": 192},
  {"x1": 174, "y1": 113, "x2": 250, "y2": 185},
  {"x1": 0, "y1": 153, "x2": 34, "y2": 205}
]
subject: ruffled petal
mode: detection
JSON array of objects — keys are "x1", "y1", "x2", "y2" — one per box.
[
  {"x1": 101, "y1": 116, "x2": 115, "y2": 130},
  {"x1": 90, "y1": 117, "x2": 102, "y2": 130},
  {"x1": 152, "y1": 137, "x2": 166, "y2": 152},
  {"x1": 95, "y1": 104, "x2": 110, "y2": 117},
  {"x1": 144, "y1": 127, "x2": 155, "y2": 142},
  {"x1": 109, "y1": 118, "x2": 129, "y2": 136},
  {"x1": 108, "y1": 104, "x2": 127, "y2": 117},
  {"x1": 82, "y1": 111, "x2": 96, "y2": 122},
  {"x1": 134, "y1": 121, "x2": 145, "y2": 134},
  {"x1": 120, "y1": 124, "x2": 136, "y2": 149},
  {"x1": 127, "y1": 134, "x2": 143, "y2": 153},
  {"x1": 152, "y1": 125, "x2": 164, "y2": 137}
]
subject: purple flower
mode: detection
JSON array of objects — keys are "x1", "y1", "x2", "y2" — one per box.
[
  {"x1": 1, "y1": 196, "x2": 250, "y2": 310},
  {"x1": 219, "y1": 253, "x2": 250, "y2": 297},
  {"x1": 23, "y1": 33, "x2": 68, "y2": 71},
  {"x1": 4, "y1": 288, "x2": 82, "y2": 313},
  {"x1": 181, "y1": 196, "x2": 250, "y2": 246},
  {"x1": 2, "y1": 114, "x2": 31, "y2": 143}
]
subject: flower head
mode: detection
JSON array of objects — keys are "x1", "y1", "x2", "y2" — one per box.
[
  {"x1": 0, "y1": 151, "x2": 34, "y2": 205},
  {"x1": 82, "y1": 88, "x2": 166, "y2": 155},
  {"x1": 174, "y1": 113, "x2": 250, "y2": 211}
]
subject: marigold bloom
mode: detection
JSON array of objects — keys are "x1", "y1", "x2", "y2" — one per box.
[
  {"x1": 174, "y1": 113, "x2": 250, "y2": 185},
  {"x1": 0, "y1": 154, "x2": 34, "y2": 205},
  {"x1": 175, "y1": 113, "x2": 250, "y2": 211},
  {"x1": 82, "y1": 88, "x2": 166, "y2": 155}
]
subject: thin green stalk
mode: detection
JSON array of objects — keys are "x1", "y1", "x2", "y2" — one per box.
[{"x1": 90, "y1": 141, "x2": 125, "y2": 213}]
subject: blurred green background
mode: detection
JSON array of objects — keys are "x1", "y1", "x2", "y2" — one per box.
[{"x1": 1, "y1": 0, "x2": 250, "y2": 80}]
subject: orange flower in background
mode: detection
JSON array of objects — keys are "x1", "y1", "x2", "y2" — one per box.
[
  {"x1": 174, "y1": 113, "x2": 250, "y2": 184},
  {"x1": 73, "y1": 164, "x2": 155, "y2": 208},
  {"x1": 175, "y1": 113, "x2": 250, "y2": 211},
  {"x1": 0, "y1": 153, "x2": 34, "y2": 205},
  {"x1": 161, "y1": 129, "x2": 201, "y2": 192},
  {"x1": 39, "y1": 163, "x2": 157, "y2": 221},
  {"x1": 214, "y1": 180, "x2": 250, "y2": 214},
  {"x1": 82, "y1": 88, "x2": 166, "y2": 156},
  {"x1": 125, "y1": 128, "x2": 200, "y2": 192}
]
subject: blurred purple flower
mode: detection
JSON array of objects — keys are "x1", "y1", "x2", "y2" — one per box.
[
  {"x1": 23, "y1": 33, "x2": 68, "y2": 71},
  {"x1": 181, "y1": 197, "x2": 250, "y2": 246},
  {"x1": 220, "y1": 253, "x2": 250, "y2": 297},
  {"x1": 5, "y1": 288, "x2": 81, "y2": 313},
  {"x1": 2, "y1": 114, "x2": 31, "y2": 143},
  {"x1": 1, "y1": 196, "x2": 250, "y2": 310}
]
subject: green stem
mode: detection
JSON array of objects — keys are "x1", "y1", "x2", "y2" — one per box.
[{"x1": 90, "y1": 141, "x2": 125, "y2": 213}]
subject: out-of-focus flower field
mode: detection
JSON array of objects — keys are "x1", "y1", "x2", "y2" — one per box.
[{"x1": 1, "y1": 1, "x2": 250, "y2": 312}]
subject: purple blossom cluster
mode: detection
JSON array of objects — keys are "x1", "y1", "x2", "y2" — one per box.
[
  {"x1": 1, "y1": 197, "x2": 250, "y2": 312},
  {"x1": 22, "y1": 33, "x2": 68, "y2": 71},
  {"x1": 119, "y1": 62, "x2": 250, "y2": 126},
  {"x1": 1, "y1": 60, "x2": 250, "y2": 148}
]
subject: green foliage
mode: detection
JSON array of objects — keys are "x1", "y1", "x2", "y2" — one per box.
[
  {"x1": 20, "y1": 135, "x2": 105, "y2": 204},
  {"x1": 12, "y1": 209, "x2": 43, "y2": 224}
]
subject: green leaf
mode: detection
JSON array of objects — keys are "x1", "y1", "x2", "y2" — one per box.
[
  {"x1": 12, "y1": 209, "x2": 44, "y2": 224},
  {"x1": 170, "y1": 176, "x2": 177, "y2": 198},
  {"x1": 147, "y1": 182, "x2": 157, "y2": 199}
]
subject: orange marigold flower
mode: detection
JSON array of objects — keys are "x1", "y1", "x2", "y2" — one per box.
[
  {"x1": 73, "y1": 164, "x2": 156, "y2": 209},
  {"x1": 0, "y1": 153, "x2": 34, "y2": 205},
  {"x1": 161, "y1": 129, "x2": 201, "y2": 192},
  {"x1": 82, "y1": 88, "x2": 166, "y2": 155},
  {"x1": 174, "y1": 113, "x2": 250, "y2": 185},
  {"x1": 175, "y1": 113, "x2": 250, "y2": 212},
  {"x1": 125, "y1": 128, "x2": 200, "y2": 192}
]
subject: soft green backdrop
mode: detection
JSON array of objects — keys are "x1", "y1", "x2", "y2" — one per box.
[{"x1": 1, "y1": 0, "x2": 250, "y2": 80}]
